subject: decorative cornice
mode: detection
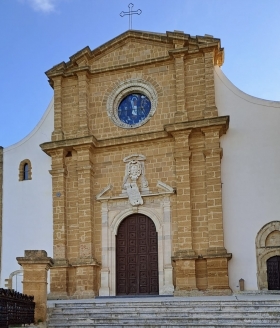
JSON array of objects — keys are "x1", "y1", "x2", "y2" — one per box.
[
  {"x1": 40, "y1": 116, "x2": 229, "y2": 154},
  {"x1": 40, "y1": 131, "x2": 170, "y2": 154},
  {"x1": 45, "y1": 30, "x2": 224, "y2": 83},
  {"x1": 164, "y1": 116, "x2": 229, "y2": 135}
]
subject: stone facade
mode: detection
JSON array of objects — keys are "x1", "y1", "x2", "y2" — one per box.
[{"x1": 41, "y1": 30, "x2": 231, "y2": 298}]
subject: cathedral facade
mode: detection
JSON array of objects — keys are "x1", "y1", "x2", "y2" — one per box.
[{"x1": 1, "y1": 30, "x2": 280, "y2": 297}]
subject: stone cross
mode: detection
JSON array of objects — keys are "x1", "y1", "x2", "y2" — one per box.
[{"x1": 120, "y1": 3, "x2": 142, "y2": 30}]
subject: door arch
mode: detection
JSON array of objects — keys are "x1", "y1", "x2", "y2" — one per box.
[
  {"x1": 116, "y1": 214, "x2": 159, "y2": 295},
  {"x1": 267, "y1": 256, "x2": 280, "y2": 290}
]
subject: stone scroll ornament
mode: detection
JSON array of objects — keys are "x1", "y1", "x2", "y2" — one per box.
[{"x1": 122, "y1": 154, "x2": 149, "y2": 206}]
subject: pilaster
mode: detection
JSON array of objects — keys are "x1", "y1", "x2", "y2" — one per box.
[
  {"x1": 73, "y1": 144, "x2": 98, "y2": 298},
  {"x1": 49, "y1": 149, "x2": 68, "y2": 298},
  {"x1": 202, "y1": 125, "x2": 231, "y2": 292},
  {"x1": 161, "y1": 197, "x2": 175, "y2": 294},
  {"x1": 203, "y1": 49, "x2": 218, "y2": 118},
  {"x1": 51, "y1": 76, "x2": 64, "y2": 141},
  {"x1": 76, "y1": 71, "x2": 90, "y2": 137},
  {"x1": 99, "y1": 201, "x2": 110, "y2": 296},
  {"x1": 172, "y1": 130, "x2": 197, "y2": 293},
  {"x1": 172, "y1": 130, "x2": 194, "y2": 253},
  {"x1": 202, "y1": 126, "x2": 225, "y2": 253},
  {"x1": 173, "y1": 53, "x2": 187, "y2": 122}
]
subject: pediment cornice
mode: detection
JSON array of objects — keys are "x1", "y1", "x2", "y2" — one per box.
[{"x1": 45, "y1": 30, "x2": 224, "y2": 84}]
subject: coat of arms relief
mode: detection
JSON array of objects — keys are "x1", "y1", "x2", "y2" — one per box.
[
  {"x1": 95, "y1": 153, "x2": 174, "y2": 204},
  {"x1": 122, "y1": 154, "x2": 149, "y2": 206}
]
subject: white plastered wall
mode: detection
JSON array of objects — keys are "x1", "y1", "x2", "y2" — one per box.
[
  {"x1": 215, "y1": 67, "x2": 280, "y2": 291},
  {"x1": 1, "y1": 99, "x2": 54, "y2": 290}
]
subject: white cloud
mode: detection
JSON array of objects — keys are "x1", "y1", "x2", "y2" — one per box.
[{"x1": 26, "y1": 0, "x2": 56, "y2": 13}]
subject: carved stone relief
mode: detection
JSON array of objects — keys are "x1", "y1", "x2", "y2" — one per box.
[{"x1": 122, "y1": 154, "x2": 149, "y2": 206}]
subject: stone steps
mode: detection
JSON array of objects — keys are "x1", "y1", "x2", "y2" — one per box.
[{"x1": 47, "y1": 298, "x2": 280, "y2": 327}]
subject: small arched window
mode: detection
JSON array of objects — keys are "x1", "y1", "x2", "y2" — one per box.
[{"x1": 19, "y1": 159, "x2": 32, "y2": 181}]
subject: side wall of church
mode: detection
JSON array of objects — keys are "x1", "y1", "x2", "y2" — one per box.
[
  {"x1": 215, "y1": 66, "x2": 280, "y2": 291},
  {"x1": 1, "y1": 99, "x2": 54, "y2": 289}
]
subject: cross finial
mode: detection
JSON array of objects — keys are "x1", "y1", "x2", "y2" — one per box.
[{"x1": 120, "y1": 3, "x2": 142, "y2": 30}]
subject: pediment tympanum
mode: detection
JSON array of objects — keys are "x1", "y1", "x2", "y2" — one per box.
[{"x1": 45, "y1": 30, "x2": 223, "y2": 79}]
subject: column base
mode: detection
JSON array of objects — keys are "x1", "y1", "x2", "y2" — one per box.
[
  {"x1": 159, "y1": 266, "x2": 174, "y2": 295},
  {"x1": 99, "y1": 268, "x2": 110, "y2": 296},
  {"x1": 173, "y1": 258, "x2": 197, "y2": 292},
  {"x1": 206, "y1": 256, "x2": 231, "y2": 290}
]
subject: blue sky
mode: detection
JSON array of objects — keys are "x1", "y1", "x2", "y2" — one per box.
[{"x1": 1, "y1": 0, "x2": 279, "y2": 147}]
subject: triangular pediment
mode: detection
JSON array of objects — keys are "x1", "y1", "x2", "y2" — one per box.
[{"x1": 45, "y1": 30, "x2": 223, "y2": 79}]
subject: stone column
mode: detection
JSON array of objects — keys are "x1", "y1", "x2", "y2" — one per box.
[
  {"x1": 49, "y1": 149, "x2": 68, "y2": 299},
  {"x1": 73, "y1": 145, "x2": 99, "y2": 298},
  {"x1": 172, "y1": 130, "x2": 197, "y2": 294},
  {"x1": 202, "y1": 126, "x2": 231, "y2": 293},
  {"x1": 76, "y1": 71, "x2": 89, "y2": 137},
  {"x1": 51, "y1": 76, "x2": 64, "y2": 141},
  {"x1": 17, "y1": 250, "x2": 53, "y2": 323},
  {"x1": 203, "y1": 50, "x2": 218, "y2": 118}
]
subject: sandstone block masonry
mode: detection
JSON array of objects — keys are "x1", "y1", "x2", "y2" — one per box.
[{"x1": 41, "y1": 30, "x2": 231, "y2": 298}]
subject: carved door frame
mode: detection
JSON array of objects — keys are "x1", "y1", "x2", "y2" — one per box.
[{"x1": 99, "y1": 197, "x2": 174, "y2": 296}]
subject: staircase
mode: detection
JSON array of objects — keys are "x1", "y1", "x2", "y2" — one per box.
[{"x1": 47, "y1": 295, "x2": 280, "y2": 327}]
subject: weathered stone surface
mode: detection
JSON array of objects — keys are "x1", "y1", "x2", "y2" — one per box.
[
  {"x1": 41, "y1": 30, "x2": 231, "y2": 297},
  {"x1": 17, "y1": 250, "x2": 53, "y2": 323}
]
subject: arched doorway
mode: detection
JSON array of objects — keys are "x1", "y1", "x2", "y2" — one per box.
[
  {"x1": 255, "y1": 221, "x2": 280, "y2": 289},
  {"x1": 267, "y1": 256, "x2": 280, "y2": 290},
  {"x1": 116, "y1": 214, "x2": 159, "y2": 295}
]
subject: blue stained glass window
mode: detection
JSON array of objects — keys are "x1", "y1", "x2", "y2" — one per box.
[{"x1": 118, "y1": 93, "x2": 151, "y2": 126}]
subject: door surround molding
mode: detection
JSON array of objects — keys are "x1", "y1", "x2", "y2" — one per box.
[
  {"x1": 256, "y1": 221, "x2": 280, "y2": 290},
  {"x1": 99, "y1": 196, "x2": 174, "y2": 296}
]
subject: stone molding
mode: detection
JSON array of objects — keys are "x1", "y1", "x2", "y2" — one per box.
[
  {"x1": 256, "y1": 221, "x2": 280, "y2": 290},
  {"x1": 106, "y1": 78, "x2": 158, "y2": 129},
  {"x1": 40, "y1": 116, "x2": 230, "y2": 154},
  {"x1": 45, "y1": 30, "x2": 223, "y2": 81},
  {"x1": 99, "y1": 197, "x2": 174, "y2": 296}
]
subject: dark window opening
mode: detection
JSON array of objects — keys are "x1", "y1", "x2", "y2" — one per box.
[{"x1": 23, "y1": 163, "x2": 29, "y2": 180}]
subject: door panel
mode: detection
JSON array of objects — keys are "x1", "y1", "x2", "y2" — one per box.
[
  {"x1": 267, "y1": 256, "x2": 280, "y2": 290},
  {"x1": 116, "y1": 214, "x2": 159, "y2": 295}
]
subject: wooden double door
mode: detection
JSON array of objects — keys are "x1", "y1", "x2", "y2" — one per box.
[
  {"x1": 116, "y1": 214, "x2": 159, "y2": 295},
  {"x1": 267, "y1": 256, "x2": 280, "y2": 290}
]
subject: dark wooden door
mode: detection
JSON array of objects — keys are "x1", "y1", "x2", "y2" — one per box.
[
  {"x1": 116, "y1": 214, "x2": 159, "y2": 295},
  {"x1": 267, "y1": 256, "x2": 280, "y2": 290}
]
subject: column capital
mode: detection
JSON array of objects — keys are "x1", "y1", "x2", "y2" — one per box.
[{"x1": 17, "y1": 250, "x2": 54, "y2": 268}]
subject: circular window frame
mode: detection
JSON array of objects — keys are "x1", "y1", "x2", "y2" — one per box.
[{"x1": 107, "y1": 78, "x2": 158, "y2": 129}]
